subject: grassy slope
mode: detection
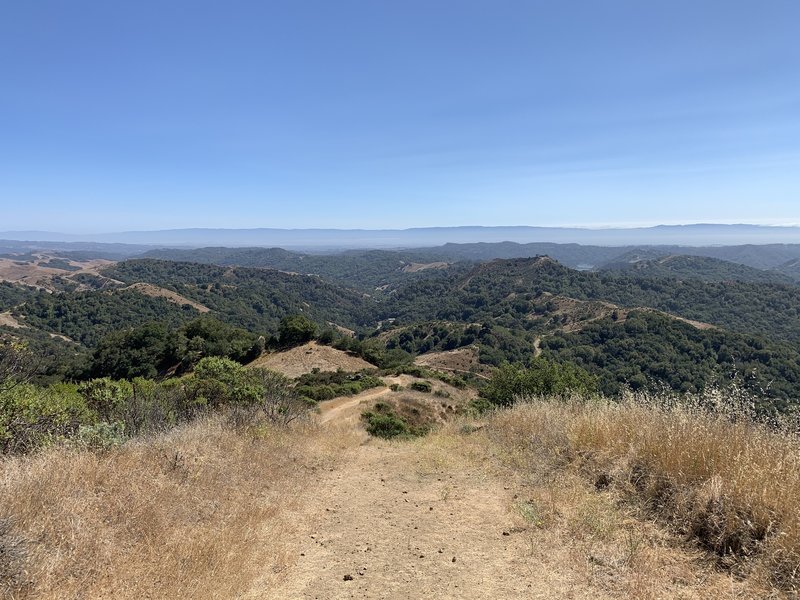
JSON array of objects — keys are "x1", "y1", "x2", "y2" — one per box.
[{"x1": 2, "y1": 388, "x2": 796, "y2": 598}]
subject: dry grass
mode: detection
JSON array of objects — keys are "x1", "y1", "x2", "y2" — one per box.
[
  {"x1": 3, "y1": 387, "x2": 798, "y2": 599},
  {"x1": 247, "y1": 342, "x2": 374, "y2": 377},
  {"x1": 483, "y1": 395, "x2": 800, "y2": 596},
  {"x1": 0, "y1": 417, "x2": 358, "y2": 599}
]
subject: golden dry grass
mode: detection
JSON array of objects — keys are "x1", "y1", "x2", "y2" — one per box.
[
  {"x1": 247, "y1": 342, "x2": 374, "y2": 378},
  {"x1": 2, "y1": 390, "x2": 798, "y2": 599},
  {"x1": 482, "y1": 396, "x2": 800, "y2": 596},
  {"x1": 0, "y1": 417, "x2": 359, "y2": 599}
]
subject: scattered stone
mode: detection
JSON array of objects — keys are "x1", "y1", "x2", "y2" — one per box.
[
  {"x1": 452, "y1": 557, "x2": 457, "y2": 563},
  {"x1": 343, "y1": 574, "x2": 354, "y2": 581}
]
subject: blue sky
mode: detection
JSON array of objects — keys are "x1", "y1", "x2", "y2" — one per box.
[{"x1": 1, "y1": 1, "x2": 799, "y2": 232}]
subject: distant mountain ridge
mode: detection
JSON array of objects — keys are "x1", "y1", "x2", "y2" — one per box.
[{"x1": 2, "y1": 223, "x2": 800, "y2": 249}]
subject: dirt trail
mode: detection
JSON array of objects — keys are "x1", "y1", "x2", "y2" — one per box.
[
  {"x1": 248, "y1": 379, "x2": 611, "y2": 599},
  {"x1": 317, "y1": 376, "x2": 404, "y2": 425},
  {"x1": 318, "y1": 387, "x2": 391, "y2": 424},
  {"x1": 250, "y1": 436, "x2": 600, "y2": 600}
]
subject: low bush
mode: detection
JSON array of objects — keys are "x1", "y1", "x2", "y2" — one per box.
[
  {"x1": 410, "y1": 381, "x2": 432, "y2": 393},
  {"x1": 0, "y1": 357, "x2": 308, "y2": 454},
  {"x1": 361, "y1": 410, "x2": 409, "y2": 439},
  {"x1": 0, "y1": 384, "x2": 90, "y2": 454},
  {"x1": 294, "y1": 370, "x2": 382, "y2": 402}
]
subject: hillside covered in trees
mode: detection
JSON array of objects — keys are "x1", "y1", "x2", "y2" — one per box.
[{"x1": 2, "y1": 249, "x2": 800, "y2": 412}]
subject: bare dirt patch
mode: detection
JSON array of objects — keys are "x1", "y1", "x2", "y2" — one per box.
[
  {"x1": 0, "y1": 312, "x2": 24, "y2": 329},
  {"x1": 415, "y1": 346, "x2": 493, "y2": 379},
  {"x1": 0, "y1": 256, "x2": 115, "y2": 290},
  {"x1": 249, "y1": 342, "x2": 375, "y2": 378},
  {"x1": 124, "y1": 282, "x2": 210, "y2": 312},
  {"x1": 251, "y1": 414, "x2": 753, "y2": 599},
  {"x1": 535, "y1": 294, "x2": 715, "y2": 333},
  {"x1": 401, "y1": 262, "x2": 450, "y2": 273}
]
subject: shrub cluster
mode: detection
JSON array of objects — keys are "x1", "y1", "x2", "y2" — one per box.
[
  {"x1": 360, "y1": 401, "x2": 430, "y2": 439},
  {"x1": 294, "y1": 369, "x2": 382, "y2": 401},
  {"x1": 0, "y1": 357, "x2": 307, "y2": 454}
]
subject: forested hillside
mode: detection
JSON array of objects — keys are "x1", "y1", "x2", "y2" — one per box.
[
  {"x1": 599, "y1": 254, "x2": 795, "y2": 283},
  {"x1": 142, "y1": 247, "x2": 463, "y2": 291},
  {"x1": 3, "y1": 253, "x2": 800, "y2": 410}
]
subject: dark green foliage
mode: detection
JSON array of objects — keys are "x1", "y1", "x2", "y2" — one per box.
[
  {"x1": 481, "y1": 359, "x2": 598, "y2": 407},
  {"x1": 40, "y1": 258, "x2": 80, "y2": 272},
  {"x1": 409, "y1": 381, "x2": 432, "y2": 393},
  {"x1": 541, "y1": 311, "x2": 800, "y2": 413},
  {"x1": 181, "y1": 316, "x2": 261, "y2": 365},
  {"x1": 5, "y1": 250, "x2": 800, "y2": 414},
  {"x1": 142, "y1": 247, "x2": 463, "y2": 292},
  {"x1": 600, "y1": 254, "x2": 795, "y2": 284},
  {"x1": 278, "y1": 315, "x2": 317, "y2": 348},
  {"x1": 103, "y1": 259, "x2": 372, "y2": 333},
  {"x1": 449, "y1": 257, "x2": 800, "y2": 345},
  {"x1": 0, "y1": 282, "x2": 38, "y2": 311},
  {"x1": 87, "y1": 317, "x2": 260, "y2": 379},
  {"x1": 361, "y1": 401, "x2": 432, "y2": 439},
  {"x1": 89, "y1": 322, "x2": 180, "y2": 379},
  {"x1": 18, "y1": 287, "x2": 196, "y2": 347},
  {"x1": 294, "y1": 370, "x2": 382, "y2": 401},
  {"x1": 0, "y1": 338, "x2": 37, "y2": 392},
  {"x1": 361, "y1": 409, "x2": 409, "y2": 439}
]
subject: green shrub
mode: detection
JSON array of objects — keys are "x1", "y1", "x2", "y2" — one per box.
[
  {"x1": 73, "y1": 421, "x2": 126, "y2": 451},
  {"x1": 0, "y1": 383, "x2": 91, "y2": 454},
  {"x1": 481, "y1": 358, "x2": 598, "y2": 407},
  {"x1": 410, "y1": 381, "x2": 432, "y2": 393},
  {"x1": 79, "y1": 378, "x2": 134, "y2": 422},
  {"x1": 467, "y1": 397, "x2": 495, "y2": 415},
  {"x1": 191, "y1": 357, "x2": 261, "y2": 407},
  {"x1": 292, "y1": 370, "x2": 383, "y2": 401},
  {"x1": 278, "y1": 315, "x2": 317, "y2": 348},
  {"x1": 361, "y1": 410, "x2": 409, "y2": 439}
]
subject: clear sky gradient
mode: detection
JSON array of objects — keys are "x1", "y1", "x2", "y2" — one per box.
[{"x1": 1, "y1": 1, "x2": 799, "y2": 232}]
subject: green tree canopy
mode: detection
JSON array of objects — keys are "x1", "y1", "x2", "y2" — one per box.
[
  {"x1": 278, "y1": 315, "x2": 317, "y2": 348},
  {"x1": 481, "y1": 358, "x2": 598, "y2": 407}
]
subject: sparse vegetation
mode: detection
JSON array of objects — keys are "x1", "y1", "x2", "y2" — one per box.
[{"x1": 409, "y1": 380, "x2": 432, "y2": 393}]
